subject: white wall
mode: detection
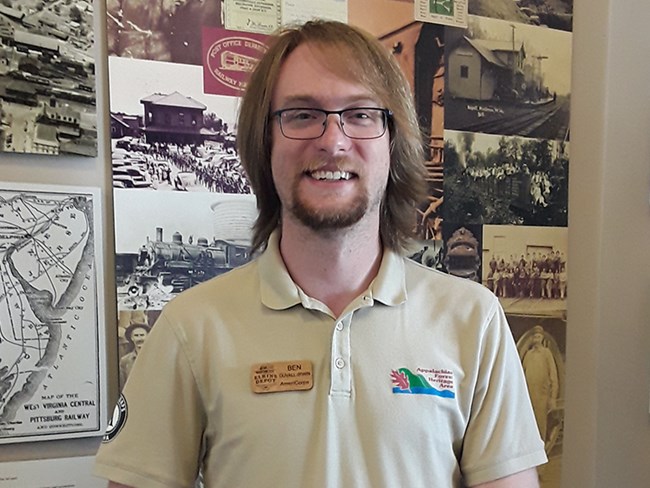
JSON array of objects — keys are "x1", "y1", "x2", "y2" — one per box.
[
  {"x1": 2, "y1": 0, "x2": 650, "y2": 486},
  {"x1": 562, "y1": 0, "x2": 650, "y2": 486}
]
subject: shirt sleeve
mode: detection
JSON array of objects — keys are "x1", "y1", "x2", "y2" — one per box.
[
  {"x1": 94, "y1": 312, "x2": 206, "y2": 488},
  {"x1": 460, "y1": 299, "x2": 548, "y2": 486}
]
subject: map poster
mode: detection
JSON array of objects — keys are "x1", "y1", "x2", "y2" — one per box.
[{"x1": 0, "y1": 182, "x2": 106, "y2": 444}]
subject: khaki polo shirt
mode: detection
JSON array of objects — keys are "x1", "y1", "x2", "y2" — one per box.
[{"x1": 95, "y1": 232, "x2": 546, "y2": 487}]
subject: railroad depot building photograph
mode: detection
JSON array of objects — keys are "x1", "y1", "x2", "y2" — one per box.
[
  {"x1": 108, "y1": 56, "x2": 248, "y2": 193},
  {"x1": 444, "y1": 15, "x2": 571, "y2": 141},
  {"x1": 0, "y1": 0, "x2": 96, "y2": 156}
]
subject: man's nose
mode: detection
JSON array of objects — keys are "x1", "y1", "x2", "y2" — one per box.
[{"x1": 317, "y1": 114, "x2": 351, "y2": 151}]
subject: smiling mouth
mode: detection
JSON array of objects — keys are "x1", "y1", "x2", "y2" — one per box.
[{"x1": 308, "y1": 170, "x2": 354, "y2": 181}]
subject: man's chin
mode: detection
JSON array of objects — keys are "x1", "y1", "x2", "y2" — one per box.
[{"x1": 291, "y1": 203, "x2": 367, "y2": 231}]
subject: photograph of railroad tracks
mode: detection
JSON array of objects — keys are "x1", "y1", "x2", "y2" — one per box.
[{"x1": 445, "y1": 14, "x2": 571, "y2": 141}]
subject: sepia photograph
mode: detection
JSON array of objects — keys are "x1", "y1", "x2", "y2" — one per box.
[
  {"x1": 113, "y1": 188, "x2": 257, "y2": 311},
  {"x1": 508, "y1": 314, "x2": 566, "y2": 488},
  {"x1": 108, "y1": 56, "x2": 250, "y2": 193},
  {"x1": 116, "y1": 309, "x2": 161, "y2": 389},
  {"x1": 0, "y1": 0, "x2": 96, "y2": 156},
  {"x1": 106, "y1": 0, "x2": 222, "y2": 66},
  {"x1": 444, "y1": 129, "x2": 569, "y2": 226},
  {"x1": 469, "y1": 0, "x2": 573, "y2": 32},
  {"x1": 444, "y1": 15, "x2": 571, "y2": 141},
  {"x1": 439, "y1": 222, "x2": 483, "y2": 282},
  {"x1": 482, "y1": 224, "x2": 567, "y2": 315}
]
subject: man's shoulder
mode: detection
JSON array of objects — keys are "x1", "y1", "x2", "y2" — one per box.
[
  {"x1": 405, "y1": 257, "x2": 490, "y2": 291},
  {"x1": 403, "y1": 256, "x2": 497, "y2": 307}
]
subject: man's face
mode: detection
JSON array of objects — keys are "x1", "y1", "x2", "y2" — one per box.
[
  {"x1": 131, "y1": 327, "x2": 148, "y2": 347},
  {"x1": 269, "y1": 43, "x2": 391, "y2": 232}
]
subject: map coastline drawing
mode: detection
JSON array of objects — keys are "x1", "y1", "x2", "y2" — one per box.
[{"x1": 0, "y1": 183, "x2": 105, "y2": 443}]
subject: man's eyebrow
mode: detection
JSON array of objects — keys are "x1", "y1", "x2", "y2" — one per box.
[
  {"x1": 277, "y1": 94, "x2": 380, "y2": 108},
  {"x1": 279, "y1": 95, "x2": 319, "y2": 106}
]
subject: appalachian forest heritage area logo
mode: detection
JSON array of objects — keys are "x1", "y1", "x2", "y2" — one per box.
[{"x1": 391, "y1": 367, "x2": 455, "y2": 398}]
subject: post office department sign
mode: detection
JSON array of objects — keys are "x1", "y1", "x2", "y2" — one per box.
[{"x1": 203, "y1": 28, "x2": 268, "y2": 97}]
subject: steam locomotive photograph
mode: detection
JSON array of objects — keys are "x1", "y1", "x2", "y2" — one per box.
[
  {"x1": 113, "y1": 189, "x2": 256, "y2": 310},
  {"x1": 116, "y1": 226, "x2": 252, "y2": 310}
]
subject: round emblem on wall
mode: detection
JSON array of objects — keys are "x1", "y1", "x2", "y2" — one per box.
[
  {"x1": 102, "y1": 393, "x2": 128, "y2": 443},
  {"x1": 205, "y1": 36, "x2": 267, "y2": 94}
]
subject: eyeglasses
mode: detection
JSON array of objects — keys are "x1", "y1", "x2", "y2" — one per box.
[{"x1": 271, "y1": 107, "x2": 392, "y2": 140}]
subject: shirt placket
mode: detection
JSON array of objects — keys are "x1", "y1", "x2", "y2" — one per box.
[{"x1": 330, "y1": 313, "x2": 353, "y2": 397}]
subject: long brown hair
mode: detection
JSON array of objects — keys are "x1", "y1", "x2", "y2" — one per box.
[{"x1": 237, "y1": 20, "x2": 427, "y2": 253}]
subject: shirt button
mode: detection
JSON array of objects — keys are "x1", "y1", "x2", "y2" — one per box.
[
  {"x1": 335, "y1": 322, "x2": 344, "y2": 331},
  {"x1": 335, "y1": 358, "x2": 345, "y2": 369}
]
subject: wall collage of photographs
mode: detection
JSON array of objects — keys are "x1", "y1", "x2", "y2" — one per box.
[{"x1": 0, "y1": 0, "x2": 572, "y2": 485}]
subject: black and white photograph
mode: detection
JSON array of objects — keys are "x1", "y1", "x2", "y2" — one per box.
[
  {"x1": 444, "y1": 130, "x2": 569, "y2": 226},
  {"x1": 113, "y1": 188, "x2": 257, "y2": 311},
  {"x1": 445, "y1": 15, "x2": 571, "y2": 140},
  {"x1": 0, "y1": 0, "x2": 96, "y2": 156},
  {"x1": 116, "y1": 309, "x2": 161, "y2": 389},
  {"x1": 106, "y1": 0, "x2": 223, "y2": 66},
  {"x1": 469, "y1": 0, "x2": 573, "y2": 32},
  {"x1": 109, "y1": 56, "x2": 250, "y2": 193},
  {"x1": 440, "y1": 222, "x2": 483, "y2": 282},
  {"x1": 508, "y1": 314, "x2": 566, "y2": 488},
  {"x1": 407, "y1": 238, "x2": 445, "y2": 273},
  {"x1": 482, "y1": 224, "x2": 567, "y2": 315}
]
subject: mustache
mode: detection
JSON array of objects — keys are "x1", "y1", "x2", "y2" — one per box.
[{"x1": 303, "y1": 157, "x2": 358, "y2": 173}]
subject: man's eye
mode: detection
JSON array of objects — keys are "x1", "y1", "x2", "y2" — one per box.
[
  {"x1": 349, "y1": 110, "x2": 371, "y2": 119},
  {"x1": 345, "y1": 109, "x2": 378, "y2": 124},
  {"x1": 287, "y1": 110, "x2": 318, "y2": 121}
]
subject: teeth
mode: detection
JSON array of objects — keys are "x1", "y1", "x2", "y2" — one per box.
[{"x1": 310, "y1": 170, "x2": 352, "y2": 181}]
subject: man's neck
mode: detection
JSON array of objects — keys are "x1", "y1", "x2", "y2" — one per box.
[{"x1": 278, "y1": 219, "x2": 383, "y2": 317}]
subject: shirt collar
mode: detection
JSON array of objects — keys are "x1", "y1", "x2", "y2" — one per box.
[
  {"x1": 370, "y1": 247, "x2": 407, "y2": 307},
  {"x1": 258, "y1": 230, "x2": 407, "y2": 310},
  {"x1": 258, "y1": 230, "x2": 302, "y2": 310}
]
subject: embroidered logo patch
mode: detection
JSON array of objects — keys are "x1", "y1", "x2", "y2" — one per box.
[{"x1": 391, "y1": 367, "x2": 455, "y2": 398}]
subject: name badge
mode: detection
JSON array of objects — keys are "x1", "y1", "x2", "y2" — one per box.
[{"x1": 250, "y1": 360, "x2": 313, "y2": 394}]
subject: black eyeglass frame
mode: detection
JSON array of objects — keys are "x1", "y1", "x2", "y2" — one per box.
[{"x1": 270, "y1": 107, "x2": 393, "y2": 140}]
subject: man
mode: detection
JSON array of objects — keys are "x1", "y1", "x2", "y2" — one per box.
[
  {"x1": 95, "y1": 20, "x2": 546, "y2": 488},
  {"x1": 118, "y1": 322, "x2": 150, "y2": 389},
  {"x1": 522, "y1": 325, "x2": 560, "y2": 445}
]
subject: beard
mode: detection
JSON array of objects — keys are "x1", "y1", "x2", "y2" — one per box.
[
  {"x1": 285, "y1": 157, "x2": 376, "y2": 231},
  {"x1": 290, "y1": 189, "x2": 369, "y2": 230}
]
